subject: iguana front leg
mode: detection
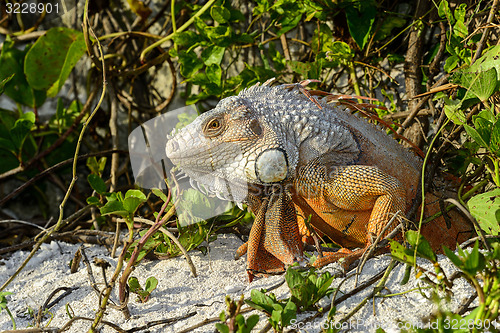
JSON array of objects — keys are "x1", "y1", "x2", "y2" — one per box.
[
  {"x1": 294, "y1": 160, "x2": 406, "y2": 269},
  {"x1": 236, "y1": 190, "x2": 303, "y2": 281}
]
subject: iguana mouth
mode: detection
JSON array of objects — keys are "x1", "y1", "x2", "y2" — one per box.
[{"x1": 174, "y1": 168, "x2": 249, "y2": 203}]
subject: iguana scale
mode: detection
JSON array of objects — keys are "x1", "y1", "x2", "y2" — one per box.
[{"x1": 165, "y1": 80, "x2": 473, "y2": 281}]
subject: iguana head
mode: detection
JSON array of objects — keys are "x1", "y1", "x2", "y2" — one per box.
[
  {"x1": 165, "y1": 87, "x2": 294, "y2": 201},
  {"x1": 165, "y1": 80, "x2": 362, "y2": 201}
]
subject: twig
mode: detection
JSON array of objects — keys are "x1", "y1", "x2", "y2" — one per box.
[
  {"x1": 428, "y1": 21, "x2": 447, "y2": 77},
  {"x1": 175, "y1": 317, "x2": 221, "y2": 333},
  {"x1": 124, "y1": 311, "x2": 197, "y2": 333},
  {"x1": 36, "y1": 287, "x2": 77, "y2": 327},
  {"x1": 355, "y1": 211, "x2": 401, "y2": 286},
  {"x1": 258, "y1": 322, "x2": 272, "y2": 333},
  {"x1": 0, "y1": 229, "x2": 123, "y2": 255},
  {"x1": 80, "y1": 246, "x2": 102, "y2": 298},
  {"x1": 457, "y1": 292, "x2": 478, "y2": 315},
  {"x1": 109, "y1": 90, "x2": 119, "y2": 193},
  {"x1": 459, "y1": 235, "x2": 500, "y2": 248},
  {"x1": 471, "y1": 0, "x2": 500, "y2": 64},
  {"x1": 121, "y1": 216, "x2": 197, "y2": 276},
  {"x1": 0, "y1": 219, "x2": 48, "y2": 231},
  {"x1": 334, "y1": 260, "x2": 398, "y2": 326}
]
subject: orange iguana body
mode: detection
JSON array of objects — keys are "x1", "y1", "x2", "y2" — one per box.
[{"x1": 165, "y1": 80, "x2": 473, "y2": 281}]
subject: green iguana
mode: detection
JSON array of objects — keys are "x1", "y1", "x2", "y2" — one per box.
[{"x1": 165, "y1": 79, "x2": 473, "y2": 281}]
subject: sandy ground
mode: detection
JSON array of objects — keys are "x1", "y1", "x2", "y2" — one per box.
[{"x1": 0, "y1": 234, "x2": 476, "y2": 332}]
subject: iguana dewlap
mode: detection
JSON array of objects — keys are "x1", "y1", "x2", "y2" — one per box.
[{"x1": 165, "y1": 80, "x2": 472, "y2": 281}]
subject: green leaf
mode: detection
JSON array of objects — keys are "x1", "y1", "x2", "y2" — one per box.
[
  {"x1": 405, "y1": 231, "x2": 437, "y2": 262},
  {"x1": 47, "y1": 35, "x2": 86, "y2": 97},
  {"x1": 86, "y1": 156, "x2": 107, "y2": 176},
  {"x1": 327, "y1": 306, "x2": 336, "y2": 319},
  {"x1": 276, "y1": 14, "x2": 302, "y2": 36},
  {"x1": 206, "y1": 64, "x2": 222, "y2": 85},
  {"x1": 100, "y1": 200, "x2": 128, "y2": 217},
  {"x1": 10, "y1": 118, "x2": 34, "y2": 151},
  {"x1": 311, "y1": 24, "x2": 333, "y2": 55},
  {"x1": 86, "y1": 196, "x2": 100, "y2": 206},
  {"x1": 219, "y1": 311, "x2": 226, "y2": 322},
  {"x1": 491, "y1": 118, "x2": 500, "y2": 154},
  {"x1": 400, "y1": 264, "x2": 412, "y2": 285},
  {"x1": 234, "y1": 314, "x2": 245, "y2": 327},
  {"x1": 0, "y1": 73, "x2": 14, "y2": 95},
  {"x1": 178, "y1": 50, "x2": 204, "y2": 77},
  {"x1": 450, "y1": 67, "x2": 498, "y2": 102},
  {"x1": 0, "y1": 39, "x2": 46, "y2": 107},
  {"x1": 281, "y1": 299, "x2": 297, "y2": 327},
  {"x1": 474, "y1": 116, "x2": 493, "y2": 145},
  {"x1": 145, "y1": 276, "x2": 158, "y2": 293},
  {"x1": 290, "y1": 61, "x2": 312, "y2": 77},
  {"x1": 211, "y1": 5, "x2": 231, "y2": 24},
  {"x1": 270, "y1": 308, "x2": 281, "y2": 328},
  {"x1": 173, "y1": 31, "x2": 202, "y2": 47},
  {"x1": 438, "y1": 0, "x2": 455, "y2": 24},
  {"x1": 453, "y1": 3, "x2": 467, "y2": 38},
  {"x1": 469, "y1": 45, "x2": 500, "y2": 81},
  {"x1": 316, "y1": 273, "x2": 335, "y2": 300},
  {"x1": 468, "y1": 189, "x2": 500, "y2": 235},
  {"x1": 152, "y1": 188, "x2": 169, "y2": 203},
  {"x1": 374, "y1": 16, "x2": 406, "y2": 41},
  {"x1": 344, "y1": 1, "x2": 376, "y2": 50},
  {"x1": 235, "y1": 33, "x2": 254, "y2": 44},
  {"x1": 268, "y1": 43, "x2": 286, "y2": 72},
  {"x1": 128, "y1": 276, "x2": 154, "y2": 302},
  {"x1": 285, "y1": 268, "x2": 303, "y2": 290},
  {"x1": 125, "y1": 189, "x2": 147, "y2": 201},
  {"x1": 215, "y1": 323, "x2": 229, "y2": 333},
  {"x1": 464, "y1": 124, "x2": 490, "y2": 149},
  {"x1": 128, "y1": 276, "x2": 141, "y2": 293},
  {"x1": 442, "y1": 246, "x2": 463, "y2": 269},
  {"x1": 123, "y1": 189, "x2": 147, "y2": 213},
  {"x1": 24, "y1": 27, "x2": 86, "y2": 97},
  {"x1": 325, "y1": 41, "x2": 354, "y2": 64},
  {"x1": 206, "y1": 25, "x2": 233, "y2": 47},
  {"x1": 443, "y1": 97, "x2": 466, "y2": 125},
  {"x1": 0, "y1": 292, "x2": 12, "y2": 310},
  {"x1": 245, "y1": 290, "x2": 275, "y2": 314},
  {"x1": 390, "y1": 240, "x2": 416, "y2": 265},
  {"x1": 246, "y1": 314, "x2": 260, "y2": 330},
  {"x1": 444, "y1": 55, "x2": 459, "y2": 73},
  {"x1": 87, "y1": 174, "x2": 107, "y2": 194},
  {"x1": 463, "y1": 241, "x2": 485, "y2": 275}
]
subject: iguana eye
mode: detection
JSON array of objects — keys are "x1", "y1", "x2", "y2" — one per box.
[
  {"x1": 210, "y1": 119, "x2": 220, "y2": 128},
  {"x1": 203, "y1": 117, "x2": 224, "y2": 137}
]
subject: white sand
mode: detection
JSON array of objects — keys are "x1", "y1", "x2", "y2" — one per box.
[{"x1": 0, "y1": 234, "x2": 476, "y2": 332}]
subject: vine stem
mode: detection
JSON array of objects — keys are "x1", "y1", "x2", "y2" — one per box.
[
  {"x1": 139, "y1": 0, "x2": 217, "y2": 62},
  {"x1": 88, "y1": 237, "x2": 133, "y2": 332},
  {"x1": 414, "y1": 116, "x2": 450, "y2": 265},
  {"x1": 0, "y1": 0, "x2": 106, "y2": 294}
]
